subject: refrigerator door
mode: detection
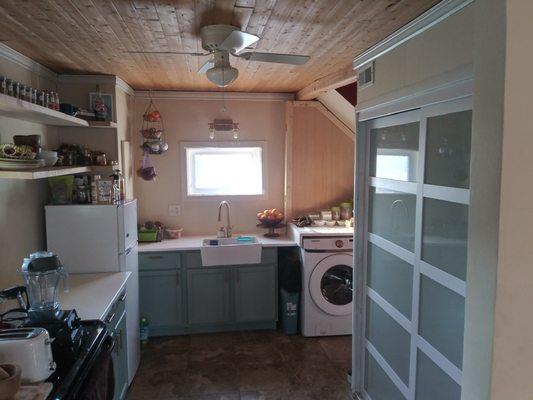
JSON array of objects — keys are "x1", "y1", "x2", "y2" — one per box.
[
  {"x1": 118, "y1": 200, "x2": 138, "y2": 254},
  {"x1": 45, "y1": 205, "x2": 120, "y2": 273},
  {"x1": 121, "y1": 245, "x2": 140, "y2": 384}
]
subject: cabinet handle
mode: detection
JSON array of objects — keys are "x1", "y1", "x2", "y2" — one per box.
[
  {"x1": 225, "y1": 270, "x2": 229, "y2": 283},
  {"x1": 119, "y1": 292, "x2": 127, "y2": 302},
  {"x1": 148, "y1": 255, "x2": 163, "y2": 260},
  {"x1": 236, "y1": 270, "x2": 240, "y2": 283},
  {"x1": 105, "y1": 312, "x2": 116, "y2": 324},
  {"x1": 176, "y1": 273, "x2": 180, "y2": 286},
  {"x1": 117, "y1": 329, "x2": 123, "y2": 350}
]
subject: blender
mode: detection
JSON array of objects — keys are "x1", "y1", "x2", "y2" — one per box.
[
  {"x1": 20, "y1": 251, "x2": 68, "y2": 322},
  {"x1": 19, "y1": 251, "x2": 83, "y2": 363}
]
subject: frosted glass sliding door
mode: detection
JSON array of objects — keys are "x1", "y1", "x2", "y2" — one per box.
[{"x1": 355, "y1": 97, "x2": 472, "y2": 400}]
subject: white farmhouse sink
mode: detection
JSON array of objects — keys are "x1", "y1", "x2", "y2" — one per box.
[{"x1": 200, "y1": 236, "x2": 262, "y2": 266}]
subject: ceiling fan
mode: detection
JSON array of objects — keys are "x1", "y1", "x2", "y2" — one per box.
[{"x1": 127, "y1": 25, "x2": 310, "y2": 87}]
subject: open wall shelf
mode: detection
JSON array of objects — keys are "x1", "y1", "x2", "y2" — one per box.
[
  {"x1": 0, "y1": 165, "x2": 115, "y2": 180},
  {"x1": 0, "y1": 92, "x2": 89, "y2": 127}
]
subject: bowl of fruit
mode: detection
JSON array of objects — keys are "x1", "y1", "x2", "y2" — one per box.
[{"x1": 257, "y1": 209, "x2": 285, "y2": 237}]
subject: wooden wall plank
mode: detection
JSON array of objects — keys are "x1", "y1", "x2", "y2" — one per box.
[
  {"x1": 0, "y1": 0, "x2": 440, "y2": 92},
  {"x1": 285, "y1": 101, "x2": 355, "y2": 218}
]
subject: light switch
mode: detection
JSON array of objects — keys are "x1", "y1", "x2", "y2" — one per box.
[{"x1": 168, "y1": 204, "x2": 181, "y2": 217}]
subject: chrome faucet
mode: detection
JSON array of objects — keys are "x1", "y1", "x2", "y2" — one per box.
[{"x1": 217, "y1": 201, "x2": 232, "y2": 238}]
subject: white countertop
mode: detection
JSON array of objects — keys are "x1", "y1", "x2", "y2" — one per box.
[
  {"x1": 288, "y1": 223, "x2": 354, "y2": 246},
  {"x1": 59, "y1": 272, "x2": 130, "y2": 320},
  {"x1": 138, "y1": 234, "x2": 297, "y2": 252}
]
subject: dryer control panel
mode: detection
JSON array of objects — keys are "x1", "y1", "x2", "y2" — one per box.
[{"x1": 302, "y1": 237, "x2": 354, "y2": 251}]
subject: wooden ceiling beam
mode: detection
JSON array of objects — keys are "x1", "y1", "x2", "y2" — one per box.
[{"x1": 296, "y1": 64, "x2": 356, "y2": 101}]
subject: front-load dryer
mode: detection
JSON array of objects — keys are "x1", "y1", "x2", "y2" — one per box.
[{"x1": 300, "y1": 236, "x2": 353, "y2": 336}]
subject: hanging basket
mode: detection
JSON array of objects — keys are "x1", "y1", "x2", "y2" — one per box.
[{"x1": 140, "y1": 98, "x2": 168, "y2": 155}]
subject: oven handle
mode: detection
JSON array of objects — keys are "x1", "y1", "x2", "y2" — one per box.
[{"x1": 106, "y1": 332, "x2": 116, "y2": 353}]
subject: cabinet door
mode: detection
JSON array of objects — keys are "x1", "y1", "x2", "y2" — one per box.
[
  {"x1": 113, "y1": 311, "x2": 129, "y2": 400},
  {"x1": 139, "y1": 270, "x2": 182, "y2": 330},
  {"x1": 234, "y1": 264, "x2": 277, "y2": 323},
  {"x1": 187, "y1": 268, "x2": 231, "y2": 325}
]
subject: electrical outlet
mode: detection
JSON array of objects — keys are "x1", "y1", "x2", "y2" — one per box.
[{"x1": 168, "y1": 204, "x2": 181, "y2": 217}]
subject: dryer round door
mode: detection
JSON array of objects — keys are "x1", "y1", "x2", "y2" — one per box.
[{"x1": 309, "y1": 253, "x2": 353, "y2": 316}]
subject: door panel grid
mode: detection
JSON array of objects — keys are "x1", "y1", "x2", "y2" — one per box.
[{"x1": 357, "y1": 97, "x2": 472, "y2": 400}]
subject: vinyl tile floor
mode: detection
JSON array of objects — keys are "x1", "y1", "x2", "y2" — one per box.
[{"x1": 127, "y1": 330, "x2": 352, "y2": 400}]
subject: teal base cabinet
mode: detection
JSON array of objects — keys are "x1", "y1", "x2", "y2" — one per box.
[
  {"x1": 113, "y1": 311, "x2": 128, "y2": 400},
  {"x1": 103, "y1": 290, "x2": 128, "y2": 400},
  {"x1": 139, "y1": 248, "x2": 279, "y2": 336},
  {"x1": 235, "y1": 265, "x2": 277, "y2": 323},
  {"x1": 139, "y1": 269, "x2": 183, "y2": 336},
  {"x1": 187, "y1": 268, "x2": 231, "y2": 325}
]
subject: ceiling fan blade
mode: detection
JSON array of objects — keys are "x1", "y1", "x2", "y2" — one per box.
[
  {"x1": 220, "y1": 30, "x2": 259, "y2": 54},
  {"x1": 198, "y1": 59, "x2": 215, "y2": 74},
  {"x1": 125, "y1": 51, "x2": 210, "y2": 56},
  {"x1": 238, "y1": 52, "x2": 310, "y2": 65}
]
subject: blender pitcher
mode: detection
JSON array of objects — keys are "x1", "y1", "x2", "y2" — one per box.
[{"x1": 19, "y1": 251, "x2": 69, "y2": 321}]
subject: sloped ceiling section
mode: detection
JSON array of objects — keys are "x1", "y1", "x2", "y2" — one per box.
[{"x1": 317, "y1": 89, "x2": 355, "y2": 133}]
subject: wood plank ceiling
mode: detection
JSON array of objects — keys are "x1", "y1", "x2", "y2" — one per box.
[{"x1": 0, "y1": 0, "x2": 440, "y2": 92}]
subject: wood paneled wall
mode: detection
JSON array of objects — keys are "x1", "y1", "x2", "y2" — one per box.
[{"x1": 285, "y1": 101, "x2": 355, "y2": 219}]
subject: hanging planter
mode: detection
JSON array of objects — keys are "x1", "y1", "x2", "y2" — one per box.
[{"x1": 140, "y1": 97, "x2": 168, "y2": 155}]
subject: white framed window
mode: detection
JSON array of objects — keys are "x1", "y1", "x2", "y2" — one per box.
[{"x1": 182, "y1": 142, "x2": 265, "y2": 197}]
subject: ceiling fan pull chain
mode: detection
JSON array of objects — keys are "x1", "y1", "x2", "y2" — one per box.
[{"x1": 221, "y1": 69, "x2": 227, "y2": 113}]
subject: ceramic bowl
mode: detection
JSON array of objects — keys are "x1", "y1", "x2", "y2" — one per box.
[
  {"x1": 0, "y1": 364, "x2": 21, "y2": 400},
  {"x1": 325, "y1": 220, "x2": 336, "y2": 227},
  {"x1": 165, "y1": 228, "x2": 183, "y2": 239},
  {"x1": 38, "y1": 150, "x2": 58, "y2": 167},
  {"x1": 314, "y1": 220, "x2": 326, "y2": 226}
]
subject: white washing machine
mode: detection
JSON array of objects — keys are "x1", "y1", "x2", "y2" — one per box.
[{"x1": 290, "y1": 225, "x2": 354, "y2": 337}]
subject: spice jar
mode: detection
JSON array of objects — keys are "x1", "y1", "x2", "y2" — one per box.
[
  {"x1": 19, "y1": 84, "x2": 26, "y2": 100},
  {"x1": 6, "y1": 79, "x2": 13, "y2": 97},
  {"x1": 13, "y1": 81, "x2": 20, "y2": 98},
  {"x1": 38, "y1": 90, "x2": 46, "y2": 106},
  {"x1": 340, "y1": 202, "x2": 353, "y2": 220},
  {"x1": 331, "y1": 206, "x2": 341, "y2": 221},
  {"x1": 24, "y1": 86, "x2": 32, "y2": 102},
  {"x1": 0, "y1": 76, "x2": 6, "y2": 94}
]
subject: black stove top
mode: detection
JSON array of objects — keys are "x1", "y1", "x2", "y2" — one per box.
[{"x1": 47, "y1": 319, "x2": 109, "y2": 400}]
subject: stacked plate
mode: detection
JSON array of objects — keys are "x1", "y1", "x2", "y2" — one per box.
[{"x1": 0, "y1": 158, "x2": 45, "y2": 170}]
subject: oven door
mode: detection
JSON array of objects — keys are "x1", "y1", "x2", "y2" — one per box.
[{"x1": 48, "y1": 321, "x2": 114, "y2": 400}]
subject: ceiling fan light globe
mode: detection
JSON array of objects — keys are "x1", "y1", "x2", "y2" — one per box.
[{"x1": 206, "y1": 66, "x2": 239, "y2": 87}]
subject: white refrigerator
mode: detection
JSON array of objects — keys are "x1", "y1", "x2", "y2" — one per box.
[{"x1": 45, "y1": 199, "x2": 140, "y2": 385}]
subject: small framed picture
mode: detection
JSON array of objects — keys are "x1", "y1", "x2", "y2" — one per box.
[{"x1": 89, "y1": 92, "x2": 114, "y2": 121}]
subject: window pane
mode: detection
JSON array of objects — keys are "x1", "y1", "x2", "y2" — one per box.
[
  {"x1": 366, "y1": 298, "x2": 411, "y2": 385},
  {"x1": 416, "y1": 350, "x2": 461, "y2": 400},
  {"x1": 365, "y1": 350, "x2": 406, "y2": 400},
  {"x1": 186, "y1": 147, "x2": 263, "y2": 196},
  {"x1": 370, "y1": 122, "x2": 420, "y2": 182},
  {"x1": 425, "y1": 110, "x2": 472, "y2": 189},
  {"x1": 367, "y1": 243, "x2": 413, "y2": 319},
  {"x1": 418, "y1": 276, "x2": 465, "y2": 369},
  {"x1": 422, "y1": 198, "x2": 468, "y2": 280},
  {"x1": 369, "y1": 187, "x2": 416, "y2": 252}
]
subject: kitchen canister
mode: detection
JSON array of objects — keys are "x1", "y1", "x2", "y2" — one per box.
[
  {"x1": 340, "y1": 202, "x2": 353, "y2": 220},
  {"x1": 331, "y1": 206, "x2": 341, "y2": 221}
]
